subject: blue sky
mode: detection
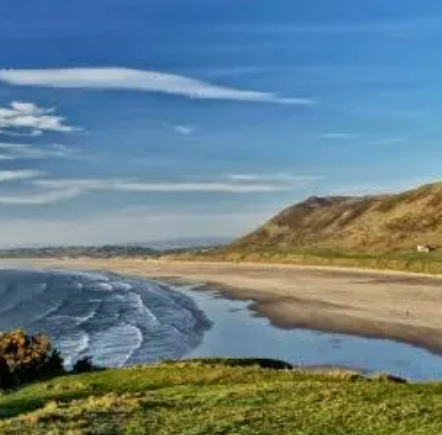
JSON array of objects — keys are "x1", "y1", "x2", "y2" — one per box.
[{"x1": 0, "y1": 0, "x2": 442, "y2": 245}]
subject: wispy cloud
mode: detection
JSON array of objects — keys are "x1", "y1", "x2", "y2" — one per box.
[
  {"x1": 319, "y1": 133, "x2": 359, "y2": 140},
  {"x1": 0, "y1": 188, "x2": 81, "y2": 205},
  {"x1": 174, "y1": 125, "x2": 194, "y2": 136},
  {"x1": 0, "y1": 143, "x2": 77, "y2": 161},
  {"x1": 0, "y1": 101, "x2": 78, "y2": 136},
  {"x1": 225, "y1": 173, "x2": 321, "y2": 183},
  {"x1": 34, "y1": 172, "x2": 321, "y2": 195},
  {"x1": 0, "y1": 172, "x2": 320, "y2": 206},
  {"x1": 0, "y1": 169, "x2": 43, "y2": 182},
  {"x1": 0, "y1": 68, "x2": 314, "y2": 106},
  {"x1": 0, "y1": 128, "x2": 43, "y2": 138},
  {"x1": 34, "y1": 178, "x2": 297, "y2": 194},
  {"x1": 319, "y1": 133, "x2": 406, "y2": 145}
]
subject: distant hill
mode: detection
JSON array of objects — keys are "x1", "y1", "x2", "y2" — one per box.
[
  {"x1": 0, "y1": 238, "x2": 230, "y2": 259},
  {"x1": 145, "y1": 237, "x2": 230, "y2": 251},
  {"x1": 229, "y1": 182, "x2": 442, "y2": 253},
  {"x1": 0, "y1": 245, "x2": 159, "y2": 259}
]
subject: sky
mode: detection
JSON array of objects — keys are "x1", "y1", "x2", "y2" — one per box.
[{"x1": 0, "y1": 0, "x2": 442, "y2": 246}]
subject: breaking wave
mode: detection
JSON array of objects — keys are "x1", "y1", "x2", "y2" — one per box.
[{"x1": 0, "y1": 268, "x2": 211, "y2": 367}]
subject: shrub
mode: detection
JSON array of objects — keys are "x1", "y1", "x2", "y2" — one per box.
[
  {"x1": 0, "y1": 354, "x2": 15, "y2": 390},
  {"x1": 72, "y1": 356, "x2": 96, "y2": 374},
  {"x1": 167, "y1": 358, "x2": 294, "y2": 370},
  {"x1": 0, "y1": 329, "x2": 64, "y2": 385},
  {"x1": 372, "y1": 373, "x2": 408, "y2": 384}
]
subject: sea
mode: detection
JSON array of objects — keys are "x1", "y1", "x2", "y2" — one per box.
[{"x1": 1, "y1": 267, "x2": 442, "y2": 381}]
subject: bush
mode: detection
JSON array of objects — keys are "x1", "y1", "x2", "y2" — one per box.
[
  {"x1": 372, "y1": 373, "x2": 408, "y2": 384},
  {"x1": 0, "y1": 329, "x2": 64, "y2": 385},
  {"x1": 72, "y1": 356, "x2": 96, "y2": 374},
  {"x1": 0, "y1": 354, "x2": 15, "y2": 390}
]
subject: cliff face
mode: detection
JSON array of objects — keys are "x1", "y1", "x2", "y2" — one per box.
[{"x1": 230, "y1": 183, "x2": 442, "y2": 252}]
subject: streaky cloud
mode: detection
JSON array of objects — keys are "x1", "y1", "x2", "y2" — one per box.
[
  {"x1": 0, "y1": 67, "x2": 314, "y2": 106},
  {"x1": 2, "y1": 173, "x2": 320, "y2": 206},
  {"x1": 34, "y1": 178, "x2": 297, "y2": 194},
  {"x1": 0, "y1": 143, "x2": 77, "y2": 161},
  {"x1": 0, "y1": 129, "x2": 43, "y2": 138},
  {"x1": 0, "y1": 169, "x2": 43, "y2": 182},
  {"x1": 319, "y1": 133, "x2": 359, "y2": 140},
  {"x1": 0, "y1": 188, "x2": 81, "y2": 205},
  {"x1": 174, "y1": 125, "x2": 194, "y2": 136},
  {"x1": 0, "y1": 101, "x2": 79, "y2": 135},
  {"x1": 225, "y1": 173, "x2": 322, "y2": 183}
]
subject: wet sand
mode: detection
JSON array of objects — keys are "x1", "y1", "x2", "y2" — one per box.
[{"x1": 6, "y1": 257, "x2": 442, "y2": 356}]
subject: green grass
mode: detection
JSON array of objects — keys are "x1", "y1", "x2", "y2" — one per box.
[
  {"x1": 178, "y1": 247, "x2": 442, "y2": 275},
  {"x1": 1, "y1": 359, "x2": 442, "y2": 434}
]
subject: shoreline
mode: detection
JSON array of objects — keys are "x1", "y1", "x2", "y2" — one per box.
[
  {"x1": 187, "y1": 281, "x2": 442, "y2": 358},
  {"x1": 4, "y1": 257, "x2": 442, "y2": 357}
]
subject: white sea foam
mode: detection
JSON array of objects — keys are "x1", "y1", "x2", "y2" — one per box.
[
  {"x1": 50, "y1": 269, "x2": 111, "y2": 281},
  {"x1": 30, "y1": 299, "x2": 65, "y2": 324},
  {"x1": 74, "y1": 308, "x2": 99, "y2": 326},
  {"x1": 92, "y1": 282, "x2": 114, "y2": 292},
  {"x1": 58, "y1": 330, "x2": 90, "y2": 367},
  {"x1": 89, "y1": 324, "x2": 143, "y2": 367},
  {"x1": 0, "y1": 268, "x2": 210, "y2": 368},
  {"x1": 111, "y1": 281, "x2": 133, "y2": 292}
]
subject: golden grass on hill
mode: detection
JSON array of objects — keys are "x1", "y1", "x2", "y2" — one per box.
[{"x1": 228, "y1": 182, "x2": 442, "y2": 253}]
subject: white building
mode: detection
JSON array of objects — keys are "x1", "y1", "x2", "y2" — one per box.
[{"x1": 417, "y1": 244, "x2": 433, "y2": 253}]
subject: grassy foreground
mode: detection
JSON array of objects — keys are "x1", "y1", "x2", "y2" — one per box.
[{"x1": 1, "y1": 359, "x2": 442, "y2": 434}]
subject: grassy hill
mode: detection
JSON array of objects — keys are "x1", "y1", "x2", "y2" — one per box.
[
  {"x1": 185, "y1": 182, "x2": 442, "y2": 273},
  {"x1": 233, "y1": 182, "x2": 442, "y2": 253},
  {"x1": 2, "y1": 359, "x2": 442, "y2": 434}
]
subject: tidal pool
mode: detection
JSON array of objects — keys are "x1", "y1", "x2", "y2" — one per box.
[{"x1": 180, "y1": 286, "x2": 442, "y2": 381}]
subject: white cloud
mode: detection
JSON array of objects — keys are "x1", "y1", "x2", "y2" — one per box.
[
  {"x1": 319, "y1": 133, "x2": 406, "y2": 145},
  {"x1": 0, "y1": 101, "x2": 78, "y2": 135},
  {"x1": 319, "y1": 133, "x2": 359, "y2": 140},
  {"x1": 0, "y1": 170, "x2": 43, "y2": 182},
  {"x1": 116, "y1": 182, "x2": 288, "y2": 193},
  {"x1": 0, "y1": 128, "x2": 44, "y2": 138},
  {"x1": 0, "y1": 68, "x2": 314, "y2": 106},
  {"x1": 0, "y1": 188, "x2": 81, "y2": 205},
  {"x1": 174, "y1": 125, "x2": 194, "y2": 136},
  {"x1": 0, "y1": 173, "x2": 319, "y2": 206},
  {"x1": 17, "y1": 174, "x2": 312, "y2": 206},
  {"x1": 34, "y1": 178, "x2": 297, "y2": 194},
  {"x1": 225, "y1": 173, "x2": 321, "y2": 183},
  {"x1": 0, "y1": 143, "x2": 77, "y2": 161},
  {"x1": 10, "y1": 101, "x2": 49, "y2": 115}
]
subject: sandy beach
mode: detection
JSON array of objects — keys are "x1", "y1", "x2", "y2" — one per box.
[{"x1": 6, "y1": 257, "x2": 442, "y2": 356}]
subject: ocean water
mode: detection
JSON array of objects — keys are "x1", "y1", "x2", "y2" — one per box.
[
  {"x1": 182, "y1": 287, "x2": 442, "y2": 381},
  {"x1": 1, "y1": 268, "x2": 442, "y2": 381},
  {"x1": 0, "y1": 268, "x2": 211, "y2": 367}
]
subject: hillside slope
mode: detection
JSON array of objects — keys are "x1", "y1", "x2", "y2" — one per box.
[
  {"x1": 2, "y1": 359, "x2": 442, "y2": 434},
  {"x1": 231, "y1": 182, "x2": 442, "y2": 253}
]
